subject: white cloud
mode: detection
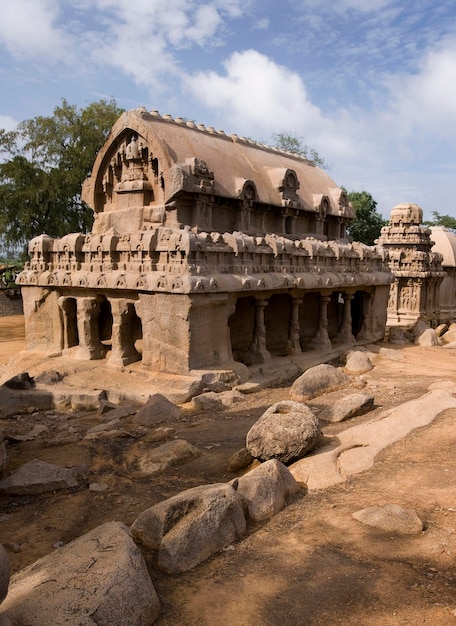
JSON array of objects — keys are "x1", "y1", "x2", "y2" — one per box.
[
  {"x1": 0, "y1": 0, "x2": 64, "y2": 58},
  {"x1": 383, "y1": 35, "x2": 456, "y2": 139},
  {"x1": 185, "y1": 50, "x2": 323, "y2": 133},
  {"x1": 0, "y1": 115, "x2": 18, "y2": 133}
]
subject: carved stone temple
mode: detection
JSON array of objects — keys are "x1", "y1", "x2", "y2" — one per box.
[
  {"x1": 18, "y1": 107, "x2": 392, "y2": 383},
  {"x1": 377, "y1": 203, "x2": 445, "y2": 329}
]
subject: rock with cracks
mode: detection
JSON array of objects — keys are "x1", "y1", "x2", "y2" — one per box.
[
  {"x1": 246, "y1": 400, "x2": 320, "y2": 464},
  {"x1": 290, "y1": 364, "x2": 349, "y2": 401},
  {"x1": 2, "y1": 521, "x2": 160, "y2": 626},
  {"x1": 232, "y1": 459, "x2": 302, "y2": 521},
  {"x1": 131, "y1": 483, "x2": 246, "y2": 574}
]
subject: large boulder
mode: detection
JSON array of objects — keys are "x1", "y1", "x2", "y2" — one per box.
[
  {"x1": 290, "y1": 364, "x2": 349, "y2": 401},
  {"x1": 2, "y1": 522, "x2": 160, "y2": 626},
  {"x1": 133, "y1": 394, "x2": 180, "y2": 427},
  {"x1": 415, "y1": 328, "x2": 439, "y2": 346},
  {"x1": 131, "y1": 483, "x2": 246, "y2": 574},
  {"x1": 246, "y1": 400, "x2": 320, "y2": 464},
  {"x1": 344, "y1": 351, "x2": 374, "y2": 375},
  {"x1": 232, "y1": 459, "x2": 302, "y2": 522}
]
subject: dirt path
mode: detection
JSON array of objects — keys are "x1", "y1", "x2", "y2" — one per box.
[{"x1": 1, "y1": 316, "x2": 456, "y2": 624}]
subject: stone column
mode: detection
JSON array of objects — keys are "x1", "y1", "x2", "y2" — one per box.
[
  {"x1": 244, "y1": 299, "x2": 271, "y2": 364},
  {"x1": 285, "y1": 297, "x2": 302, "y2": 354},
  {"x1": 75, "y1": 297, "x2": 106, "y2": 360},
  {"x1": 334, "y1": 293, "x2": 355, "y2": 344},
  {"x1": 58, "y1": 296, "x2": 79, "y2": 350},
  {"x1": 107, "y1": 298, "x2": 141, "y2": 368},
  {"x1": 311, "y1": 294, "x2": 332, "y2": 349}
]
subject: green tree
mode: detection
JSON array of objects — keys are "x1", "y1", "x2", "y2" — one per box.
[
  {"x1": 423, "y1": 211, "x2": 456, "y2": 231},
  {"x1": 0, "y1": 99, "x2": 123, "y2": 249},
  {"x1": 270, "y1": 132, "x2": 328, "y2": 169},
  {"x1": 346, "y1": 190, "x2": 386, "y2": 246}
]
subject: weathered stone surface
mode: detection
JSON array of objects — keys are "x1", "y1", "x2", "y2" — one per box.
[
  {"x1": 319, "y1": 392, "x2": 375, "y2": 423},
  {"x1": 143, "y1": 426, "x2": 176, "y2": 443},
  {"x1": 34, "y1": 370, "x2": 64, "y2": 385},
  {"x1": 246, "y1": 400, "x2": 320, "y2": 464},
  {"x1": 344, "y1": 351, "x2": 373, "y2": 375},
  {"x1": 411, "y1": 319, "x2": 430, "y2": 339},
  {"x1": 388, "y1": 326, "x2": 409, "y2": 344},
  {"x1": 2, "y1": 521, "x2": 160, "y2": 625},
  {"x1": 291, "y1": 389, "x2": 456, "y2": 490},
  {"x1": 136, "y1": 439, "x2": 201, "y2": 475},
  {"x1": 131, "y1": 483, "x2": 246, "y2": 573},
  {"x1": 226, "y1": 447, "x2": 254, "y2": 473},
  {"x1": 3, "y1": 372, "x2": 34, "y2": 390},
  {"x1": 133, "y1": 394, "x2": 180, "y2": 427},
  {"x1": 353, "y1": 503, "x2": 423, "y2": 534},
  {"x1": 378, "y1": 347, "x2": 404, "y2": 361},
  {"x1": 232, "y1": 459, "x2": 302, "y2": 521},
  {"x1": 84, "y1": 418, "x2": 124, "y2": 439},
  {"x1": 415, "y1": 328, "x2": 439, "y2": 346},
  {"x1": 290, "y1": 364, "x2": 349, "y2": 401},
  {"x1": 0, "y1": 545, "x2": 10, "y2": 604},
  {"x1": 191, "y1": 389, "x2": 244, "y2": 410},
  {"x1": 0, "y1": 459, "x2": 85, "y2": 495},
  {"x1": 435, "y1": 323, "x2": 448, "y2": 337},
  {"x1": 235, "y1": 382, "x2": 262, "y2": 394}
]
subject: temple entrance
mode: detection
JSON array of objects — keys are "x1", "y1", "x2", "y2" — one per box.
[
  {"x1": 351, "y1": 291, "x2": 366, "y2": 337},
  {"x1": 59, "y1": 296, "x2": 79, "y2": 349},
  {"x1": 264, "y1": 294, "x2": 290, "y2": 355},
  {"x1": 228, "y1": 297, "x2": 255, "y2": 363}
]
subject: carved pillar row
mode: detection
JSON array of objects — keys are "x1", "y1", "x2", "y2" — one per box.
[
  {"x1": 334, "y1": 293, "x2": 355, "y2": 344},
  {"x1": 75, "y1": 297, "x2": 106, "y2": 360},
  {"x1": 244, "y1": 298, "x2": 271, "y2": 364},
  {"x1": 311, "y1": 294, "x2": 332, "y2": 349},
  {"x1": 285, "y1": 297, "x2": 302, "y2": 354},
  {"x1": 107, "y1": 298, "x2": 141, "y2": 368}
]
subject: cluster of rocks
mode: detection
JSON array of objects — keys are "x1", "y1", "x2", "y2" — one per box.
[
  {"x1": 389, "y1": 319, "x2": 456, "y2": 348},
  {"x1": 2, "y1": 338, "x2": 439, "y2": 624}
]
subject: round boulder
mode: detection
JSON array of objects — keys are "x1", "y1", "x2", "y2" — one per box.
[
  {"x1": 246, "y1": 401, "x2": 320, "y2": 464},
  {"x1": 290, "y1": 364, "x2": 349, "y2": 401}
]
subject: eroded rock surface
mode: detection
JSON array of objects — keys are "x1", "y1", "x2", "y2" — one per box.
[
  {"x1": 290, "y1": 364, "x2": 349, "y2": 401},
  {"x1": 353, "y1": 503, "x2": 423, "y2": 534},
  {"x1": 131, "y1": 483, "x2": 246, "y2": 573},
  {"x1": 246, "y1": 400, "x2": 320, "y2": 463},
  {"x1": 2, "y1": 521, "x2": 160, "y2": 626}
]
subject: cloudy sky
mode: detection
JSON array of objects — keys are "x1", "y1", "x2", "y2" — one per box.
[{"x1": 1, "y1": 0, "x2": 455, "y2": 221}]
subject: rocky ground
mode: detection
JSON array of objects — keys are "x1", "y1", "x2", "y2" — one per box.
[{"x1": 1, "y1": 315, "x2": 456, "y2": 625}]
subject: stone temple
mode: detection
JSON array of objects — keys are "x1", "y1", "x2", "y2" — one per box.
[{"x1": 17, "y1": 107, "x2": 392, "y2": 385}]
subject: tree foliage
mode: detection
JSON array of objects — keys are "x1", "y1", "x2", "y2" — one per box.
[
  {"x1": 346, "y1": 190, "x2": 386, "y2": 246},
  {"x1": 270, "y1": 132, "x2": 328, "y2": 169},
  {"x1": 0, "y1": 99, "x2": 123, "y2": 249},
  {"x1": 423, "y1": 211, "x2": 456, "y2": 232}
]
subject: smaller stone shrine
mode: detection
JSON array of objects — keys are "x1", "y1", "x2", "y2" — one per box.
[{"x1": 377, "y1": 203, "x2": 445, "y2": 329}]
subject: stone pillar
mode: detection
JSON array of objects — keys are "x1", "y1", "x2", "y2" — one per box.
[
  {"x1": 75, "y1": 297, "x2": 106, "y2": 360},
  {"x1": 285, "y1": 297, "x2": 302, "y2": 354},
  {"x1": 107, "y1": 298, "x2": 141, "y2": 368},
  {"x1": 311, "y1": 294, "x2": 332, "y2": 349},
  {"x1": 58, "y1": 296, "x2": 79, "y2": 350},
  {"x1": 244, "y1": 298, "x2": 271, "y2": 364},
  {"x1": 334, "y1": 293, "x2": 355, "y2": 344}
]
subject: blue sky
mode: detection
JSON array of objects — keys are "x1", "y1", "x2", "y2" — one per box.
[{"x1": 1, "y1": 0, "x2": 456, "y2": 222}]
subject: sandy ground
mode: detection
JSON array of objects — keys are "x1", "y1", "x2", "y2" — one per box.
[{"x1": 1, "y1": 315, "x2": 456, "y2": 625}]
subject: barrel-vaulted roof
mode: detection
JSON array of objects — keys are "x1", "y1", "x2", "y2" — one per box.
[
  {"x1": 83, "y1": 107, "x2": 353, "y2": 219},
  {"x1": 431, "y1": 226, "x2": 456, "y2": 268}
]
